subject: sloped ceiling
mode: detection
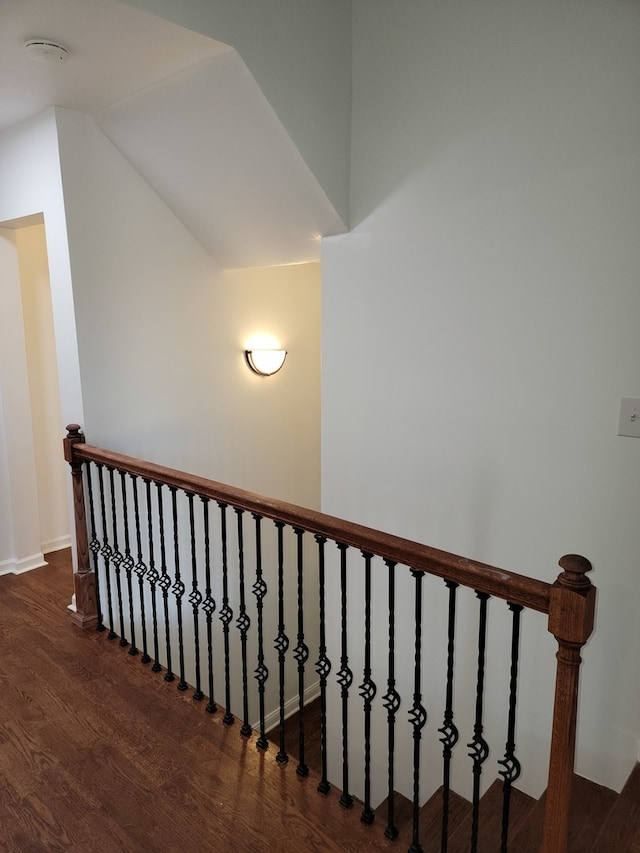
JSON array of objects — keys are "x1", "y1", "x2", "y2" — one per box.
[{"x1": 0, "y1": 0, "x2": 346, "y2": 268}]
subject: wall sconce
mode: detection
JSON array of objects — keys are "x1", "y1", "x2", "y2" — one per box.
[{"x1": 245, "y1": 349, "x2": 287, "y2": 376}]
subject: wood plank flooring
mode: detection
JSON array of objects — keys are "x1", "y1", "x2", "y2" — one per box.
[{"x1": 0, "y1": 551, "x2": 393, "y2": 853}]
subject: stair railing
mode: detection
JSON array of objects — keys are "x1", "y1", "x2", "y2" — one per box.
[{"x1": 64, "y1": 424, "x2": 595, "y2": 853}]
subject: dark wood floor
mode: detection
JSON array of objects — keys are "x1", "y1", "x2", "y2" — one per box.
[{"x1": 0, "y1": 551, "x2": 392, "y2": 852}]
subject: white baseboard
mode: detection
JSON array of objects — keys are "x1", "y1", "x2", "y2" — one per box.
[
  {"x1": 254, "y1": 680, "x2": 320, "y2": 732},
  {"x1": 0, "y1": 551, "x2": 47, "y2": 576},
  {"x1": 42, "y1": 534, "x2": 71, "y2": 554}
]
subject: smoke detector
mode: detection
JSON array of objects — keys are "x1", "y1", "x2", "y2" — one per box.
[{"x1": 24, "y1": 40, "x2": 69, "y2": 63}]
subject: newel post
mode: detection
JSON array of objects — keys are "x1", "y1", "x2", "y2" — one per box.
[
  {"x1": 541, "y1": 554, "x2": 595, "y2": 853},
  {"x1": 63, "y1": 424, "x2": 99, "y2": 629}
]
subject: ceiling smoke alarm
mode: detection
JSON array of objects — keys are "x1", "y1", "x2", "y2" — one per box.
[{"x1": 24, "y1": 40, "x2": 69, "y2": 63}]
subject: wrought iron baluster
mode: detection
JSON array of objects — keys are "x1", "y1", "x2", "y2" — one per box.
[
  {"x1": 252, "y1": 513, "x2": 269, "y2": 751},
  {"x1": 97, "y1": 464, "x2": 116, "y2": 639},
  {"x1": 156, "y1": 483, "x2": 174, "y2": 682},
  {"x1": 467, "y1": 591, "x2": 491, "y2": 853},
  {"x1": 274, "y1": 521, "x2": 289, "y2": 764},
  {"x1": 235, "y1": 508, "x2": 251, "y2": 735},
  {"x1": 408, "y1": 569, "x2": 427, "y2": 853},
  {"x1": 314, "y1": 535, "x2": 331, "y2": 795},
  {"x1": 169, "y1": 488, "x2": 188, "y2": 692},
  {"x1": 186, "y1": 492, "x2": 204, "y2": 701},
  {"x1": 218, "y1": 503, "x2": 234, "y2": 725},
  {"x1": 359, "y1": 551, "x2": 377, "y2": 824},
  {"x1": 119, "y1": 470, "x2": 138, "y2": 655},
  {"x1": 108, "y1": 467, "x2": 127, "y2": 647},
  {"x1": 85, "y1": 462, "x2": 104, "y2": 631},
  {"x1": 201, "y1": 497, "x2": 217, "y2": 713},
  {"x1": 336, "y1": 543, "x2": 353, "y2": 809},
  {"x1": 498, "y1": 603, "x2": 523, "y2": 853},
  {"x1": 383, "y1": 559, "x2": 400, "y2": 839},
  {"x1": 293, "y1": 528, "x2": 309, "y2": 775},
  {"x1": 131, "y1": 474, "x2": 150, "y2": 663},
  {"x1": 438, "y1": 581, "x2": 459, "y2": 852},
  {"x1": 144, "y1": 479, "x2": 162, "y2": 672}
]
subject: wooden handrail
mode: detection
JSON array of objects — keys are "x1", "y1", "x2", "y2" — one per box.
[{"x1": 64, "y1": 426, "x2": 551, "y2": 614}]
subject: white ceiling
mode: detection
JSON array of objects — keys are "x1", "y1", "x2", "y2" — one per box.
[{"x1": 0, "y1": 0, "x2": 345, "y2": 267}]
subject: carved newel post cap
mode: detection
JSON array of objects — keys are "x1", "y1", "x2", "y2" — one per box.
[
  {"x1": 66, "y1": 423, "x2": 83, "y2": 436},
  {"x1": 557, "y1": 554, "x2": 593, "y2": 590}
]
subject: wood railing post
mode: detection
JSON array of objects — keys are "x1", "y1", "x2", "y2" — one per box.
[
  {"x1": 542, "y1": 554, "x2": 595, "y2": 853},
  {"x1": 63, "y1": 424, "x2": 98, "y2": 629}
]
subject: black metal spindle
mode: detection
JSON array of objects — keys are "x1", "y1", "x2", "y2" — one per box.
[
  {"x1": 169, "y1": 488, "x2": 188, "y2": 692},
  {"x1": 336, "y1": 543, "x2": 353, "y2": 809},
  {"x1": 235, "y1": 508, "x2": 252, "y2": 736},
  {"x1": 187, "y1": 493, "x2": 204, "y2": 701},
  {"x1": 85, "y1": 462, "x2": 104, "y2": 632},
  {"x1": 131, "y1": 475, "x2": 150, "y2": 663},
  {"x1": 293, "y1": 528, "x2": 309, "y2": 775},
  {"x1": 201, "y1": 497, "x2": 217, "y2": 713},
  {"x1": 408, "y1": 569, "x2": 427, "y2": 853},
  {"x1": 314, "y1": 535, "x2": 331, "y2": 795},
  {"x1": 119, "y1": 470, "x2": 138, "y2": 656},
  {"x1": 144, "y1": 478, "x2": 162, "y2": 672},
  {"x1": 97, "y1": 464, "x2": 116, "y2": 639},
  {"x1": 383, "y1": 559, "x2": 400, "y2": 839},
  {"x1": 498, "y1": 603, "x2": 523, "y2": 853},
  {"x1": 156, "y1": 483, "x2": 174, "y2": 682},
  {"x1": 468, "y1": 591, "x2": 491, "y2": 853},
  {"x1": 438, "y1": 581, "x2": 460, "y2": 852},
  {"x1": 359, "y1": 552, "x2": 377, "y2": 824},
  {"x1": 108, "y1": 467, "x2": 128, "y2": 647},
  {"x1": 274, "y1": 521, "x2": 289, "y2": 764},
  {"x1": 218, "y1": 503, "x2": 234, "y2": 725},
  {"x1": 252, "y1": 513, "x2": 269, "y2": 751}
]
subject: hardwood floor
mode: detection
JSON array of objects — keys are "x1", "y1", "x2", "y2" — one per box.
[{"x1": 0, "y1": 551, "x2": 392, "y2": 852}]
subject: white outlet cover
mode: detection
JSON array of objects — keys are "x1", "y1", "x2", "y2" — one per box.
[{"x1": 617, "y1": 397, "x2": 640, "y2": 438}]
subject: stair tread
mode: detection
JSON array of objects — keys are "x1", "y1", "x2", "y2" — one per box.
[
  {"x1": 446, "y1": 779, "x2": 535, "y2": 853},
  {"x1": 510, "y1": 773, "x2": 618, "y2": 853},
  {"x1": 589, "y1": 763, "x2": 640, "y2": 853}
]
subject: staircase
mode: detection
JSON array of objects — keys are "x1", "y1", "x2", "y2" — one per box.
[{"x1": 270, "y1": 702, "x2": 640, "y2": 852}]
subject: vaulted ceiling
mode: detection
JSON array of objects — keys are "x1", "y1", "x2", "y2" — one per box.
[{"x1": 0, "y1": 0, "x2": 347, "y2": 268}]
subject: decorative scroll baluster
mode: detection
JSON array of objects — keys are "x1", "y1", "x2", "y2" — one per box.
[
  {"x1": 218, "y1": 503, "x2": 234, "y2": 725},
  {"x1": 438, "y1": 580, "x2": 459, "y2": 851},
  {"x1": 383, "y1": 559, "x2": 400, "y2": 839},
  {"x1": 156, "y1": 483, "x2": 174, "y2": 682},
  {"x1": 144, "y1": 479, "x2": 162, "y2": 672},
  {"x1": 187, "y1": 493, "x2": 204, "y2": 701},
  {"x1": 201, "y1": 497, "x2": 217, "y2": 713},
  {"x1": 120, "y1": 471, "x2": 138, "y2": 656},
  {"x1": 273, "y1": 521, "x2": 289, "y2": 764},
  {"x1": 467, "y1": 591, "x2": 491, "y2": 853},
  {"x1": 252, "y1": 513, "x2": 269, "y2": 751},
  {"x1": 314, "y1": 535, "x2": 331, "y2": 795},
  {"x1": 97, "y1": 464, "x2": 116, "y2": 639},
  {"x1": 85, "y1": 462, "x2": 104, "y2": 631},
  {"x1": 293, "y1": 528, "x2": 309, "y2": 775},
  {"x1": 359, "y1": 551, "x2": 377, "y2": 824},
  {"x1": 235, "y1": 508, "x2": 251, "y2": 735},
  {"x1": 131, "y1": 475, "x2": 150, "y2": 663},
  {"x1": 408, "y1": 569, "x2": 427, "y2": 853},
  {"x1": 336, "y1": 543, "x2": 353, "y2": 809},
  {"x1": 498, "y1": 603, "x2": 523, "y2": 853},
  {"x1": 169, "y1": 488, "x2": 188, "y2": 692},
  {"x1": 109, "y1": 467, "x2": 127, "y2": 647}
]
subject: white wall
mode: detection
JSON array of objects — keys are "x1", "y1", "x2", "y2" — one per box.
[
  {"x1": 121, "y1": 0, "x2": 352, "y2": 226},
  {"x1": 0, "y1": 111, "x2": 83, "y2": 572},
  {"x1": 322, "y1": 0, "x2": 640, "y2": 796},
  {"x1": 55, "y1": 107, "x2": 321, "y2": 510}
]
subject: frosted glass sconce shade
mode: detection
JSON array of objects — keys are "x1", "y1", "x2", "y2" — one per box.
[{"x1": 245, "y1": 349, "x2": 287, "y2": 376}]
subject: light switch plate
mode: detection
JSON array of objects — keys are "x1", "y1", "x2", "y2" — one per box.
[{"x1": 617, "y1": 397, "x2": 640, "y2": 438}]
